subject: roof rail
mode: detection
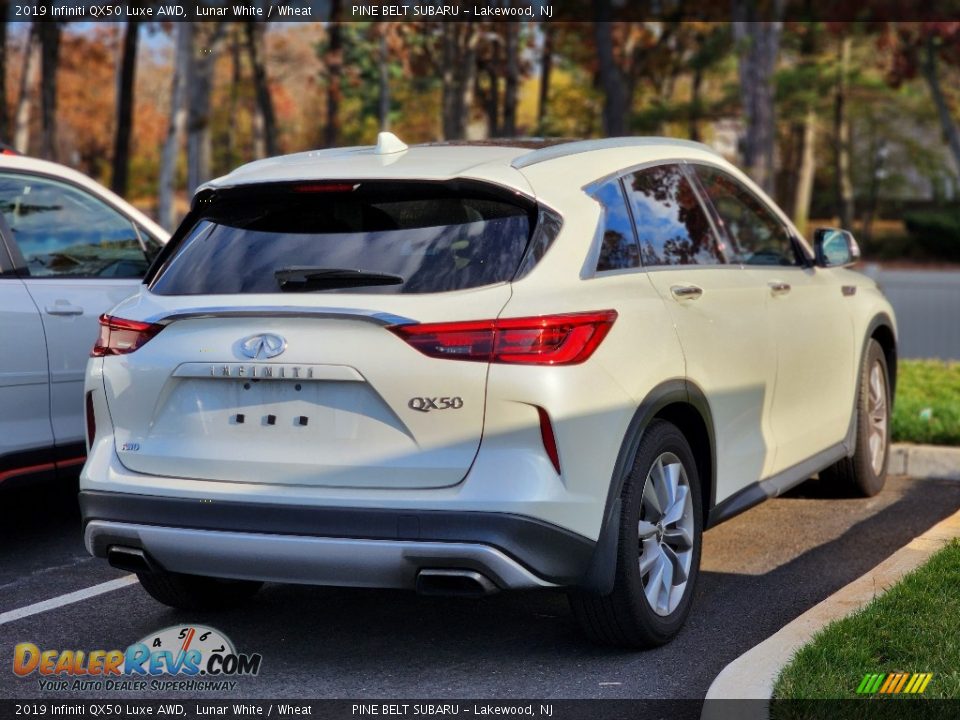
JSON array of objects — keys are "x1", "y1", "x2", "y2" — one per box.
[{"x1": 511, "y1": 136, "x2": 721, "y2": 170}]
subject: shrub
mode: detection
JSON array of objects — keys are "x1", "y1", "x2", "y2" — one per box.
[{"x1": 902, "y1": 209, "x2": 960, "y2": 262}]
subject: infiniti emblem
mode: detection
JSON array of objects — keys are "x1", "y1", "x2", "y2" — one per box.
[{"x1": 239, "y1": 333, "x2": 287, "y2": 360}]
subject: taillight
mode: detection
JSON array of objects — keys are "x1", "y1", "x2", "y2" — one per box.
[
  {"x1": 91, "y1": 314, "x2": 164, "y2": 357},
  {"x1": 389, "y1": 310, "x2": 617, "y2": 365},
  {"x1": 85, "y1": 391, "x2": 96, "y2": 448}
]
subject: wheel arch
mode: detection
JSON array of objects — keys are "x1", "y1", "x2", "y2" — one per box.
[
  {"x1": 579, "y1": 379, "x2": 715, "y2": 594},
  {"x1": 869, "y1": 317, "x2": 897, "y2": 403},
  {"x1": 842, "y1": 312, "x2": 898, "y2": 454},
  {"x1": 654, "y1": 389, "x2": 715, "y2": 530}
]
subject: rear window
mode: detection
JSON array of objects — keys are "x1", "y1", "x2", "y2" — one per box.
[{"x1": 150, "y1": 182, "x2": 536, "y2": 295}]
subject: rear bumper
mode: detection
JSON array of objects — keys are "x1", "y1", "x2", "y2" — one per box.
[{"x1": 79, "y1": 491, "x2": 595, "y2": 589}]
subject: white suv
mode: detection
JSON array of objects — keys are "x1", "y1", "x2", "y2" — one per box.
[
  {"x1": 0, "y1": 154, "x2": 167, "y2": 489},
  {"x1": 80, "y1": 136, "x2": 896, "y2": 648}
]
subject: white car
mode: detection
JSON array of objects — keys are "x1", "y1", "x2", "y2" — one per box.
[
  {"x1": 80, "y1": 135, "x2": 896, "y2": 648},
  {"x1": 0, "y1": 154, "x2": 167, "y2": 489}
]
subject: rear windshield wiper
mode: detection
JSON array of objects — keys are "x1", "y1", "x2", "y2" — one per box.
[{"x1": 274, "y1": 267, "x2": 404, "y2": 291}]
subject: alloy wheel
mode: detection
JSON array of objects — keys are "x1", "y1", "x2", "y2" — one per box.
[
  {"x1": 867, "y1": 360, "x2": 888, "y2": 476},
  {"x1": 637, "y1": 452, "x2": 695, "y2": 616}
]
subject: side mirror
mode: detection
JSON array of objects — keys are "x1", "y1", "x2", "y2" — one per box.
[{"x1": 814, "y1": 228, "x2": 861, "y2": 268}]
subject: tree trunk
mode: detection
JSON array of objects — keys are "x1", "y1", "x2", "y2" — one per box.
[
  {"x1": 13, "y1": 24, "x2": 39, "y2": 153},
  {"x1": 377, "y1": 27, "x2": 390, "y2": 132},
  {"x1": 921, "y1": 35, "x2": 960, "y2": 179},
  {"x1": 227, "y1": 25, "x2": 241, "y2": 163},
  {"x1": 792, "y1": 108, "x2": 816, "y2": 237},
  {"x1": 537, "y1": 24, "x2": 553, "y2": 134},
  {"x1": 689, "y1": 64, "x2": 703, "y2": 142},
  {"x1": 441, "y1": 23, "x2": 477, "y2": 140},
  {"x1": 460, "y1": 27, "x2": 478, "y2": 139},
  {"x1": 594, "y1": 15, "x2": 627, "y2": 136},
  {"x1": 789, "y1": 19, "x2": 818, "y2": 234},
  {"x1": 38, "y1": 20, "x2": 61, "y2": 161},
  {"x1": 833, "y1": 35, "x2": 855, "y2": 230},
  {"x1": 484, "y1": 65, "x2": 500, "y2": 138},
  {"x1": 861, "y1": 128, "x2": 884, "y2": 244},
  {"x1": 324, "y1": 0, "x2": 343, "y2": 147},
  {"x1": 111, "y1": 20, "x2": 139, "y2": 197},
  {"x1": 0, "y1": 3, "x2": 9, "y2": 143},
  {"x1": 502, "y1": 23, "x2": 519, "y2": 137},
  {"x1": 441, "y1": 25, "x2": 456, "y2": 139},
  {"x1": 245, "y1": 21, "x2": 278, "y2": 158},
  {"x1": 186, "y1": 23, "x2": 225, "y2": 195},
  {"x1": 732, "y1": 4, "x2": 783, "y2": 196},
  {"x1": 158, "y1": 23, "x2": 192, "y2": 231}
]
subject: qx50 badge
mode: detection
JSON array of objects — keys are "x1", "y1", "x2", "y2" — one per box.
[{"x1": 408, "y1": 396, "x2": 464, "y2": 413}]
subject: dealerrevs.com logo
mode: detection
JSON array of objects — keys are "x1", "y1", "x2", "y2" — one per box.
[{"x1": 13, "y1": 625, "x2": 262, "y2": 692}]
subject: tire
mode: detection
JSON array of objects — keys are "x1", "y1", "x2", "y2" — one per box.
[
  {"x1": 137, "y1": 570, "x2": 263, "y2": 611},
  {"x1": 569, "y1": 419, "x2": 702, "y2": 649},
  {"x1": 821, "y1": 339, "x2": 891, "y2": 497}
]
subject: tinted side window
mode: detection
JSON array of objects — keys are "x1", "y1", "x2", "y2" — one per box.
[
  {"x1": 623, "y1": 164, "x2": 723, "y2": 266},
  {"x1": 693, "y1": 165, "x2": 798, "y2": 267},
  {"x1": 592, "y1": 179, "x2": 639, "y2": 272},
  {"x1": 0, "y1": 174, "x2": 148, "y2": 278}
]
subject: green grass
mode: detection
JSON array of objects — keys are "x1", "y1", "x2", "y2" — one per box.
[
  {"x1": 892, "y1": 360, "x2": 960, "y2": 446},
  {"x1": 773, "y1": 540, "x2": 960, "y2": 701}
]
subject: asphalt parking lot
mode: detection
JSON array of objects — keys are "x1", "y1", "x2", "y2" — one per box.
[{"x1": 2, "y1": 472, "x2": 958, "y2": 701}]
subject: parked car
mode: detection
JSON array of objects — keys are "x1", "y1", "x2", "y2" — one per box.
[
  {"x1": 0, "y1": 154, "x2": 168, "y2": 488},
  {"x1": 80, "y1": 135, "x2": 896, "y2": 648}
]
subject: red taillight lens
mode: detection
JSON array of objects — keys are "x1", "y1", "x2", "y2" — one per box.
[
  {"x1": 85, "y1": 391, "x2": 96, "y2": 448},
  {"x1": 390, "y1": 319, "x2": 496, "y2": 362},
  {"x1": 390, "y1": 310, "x2": 617, "y2": 365},
  {"x1": 91, "y1": 314, "x2": 164, "y2": 357}
]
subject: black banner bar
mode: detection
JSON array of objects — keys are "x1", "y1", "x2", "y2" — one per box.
[
  {"x1": 3, "y1": 700, "x2": 960, "y2": 720},
  {"x1": 5, "y1": 0, "x2": 960, "y2": 23}
]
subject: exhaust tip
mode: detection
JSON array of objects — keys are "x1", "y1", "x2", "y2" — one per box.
[
  {"x1": 416, "y1": 569, "x2": 499, "y2": 597},
  {"x1": 107, "y1": 546, "x2": 156, "y2": 574}
]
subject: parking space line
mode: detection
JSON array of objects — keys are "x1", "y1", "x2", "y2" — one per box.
[{"x1": 0, "y1": 575, "x2": 139, "y2": 626}]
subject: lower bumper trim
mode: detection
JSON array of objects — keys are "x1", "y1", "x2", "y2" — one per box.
[
  {"x1": 79, "y1": 491, "x2": 595, "y2": 584},
  {"x1": 85, "y1": 521, "x2": 555, "y2": 591}
]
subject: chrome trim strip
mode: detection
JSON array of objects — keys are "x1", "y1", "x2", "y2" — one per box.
[
  {"x1": 144, "y1": 306, "x2": 418, "y2": 327},
  {"x1": 85, "y1": 521, "x2": 555, "y2": 591},
  {"x1": 172, "y1": 362, "x2": 365, "y2": 382}
]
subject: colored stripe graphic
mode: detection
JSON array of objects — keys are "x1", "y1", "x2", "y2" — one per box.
[
  {"x1": 881, "y1": 674, "x2": 897, "y2": 694},
  {"x1": 870, "y1": 674, "x2": 882, "y2": 693},
  {"x1": 879, "y1": 674, "x2": 896, "y2": 694},
  {"x1": 893, "y1": 673, "x2": 909, "y2": 693},
  {"x1": 858, "y1": 672, "x2": 933, "y2": 695}
]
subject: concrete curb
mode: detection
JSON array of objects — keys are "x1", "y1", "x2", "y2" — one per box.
[
  {"x1": 702, "y1": 502, "x2": 960, "y2": 714},
  {"x1": 888, "y1": 443, "x2": 960, "y2": 481}
]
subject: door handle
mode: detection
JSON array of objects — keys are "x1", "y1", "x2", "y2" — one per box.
[
  {"x1": 670, "y1": 285, "x2": 703, "y2": 301},
  {"x1": 45, "y1": 303, "x2": 84, "y2": 316},
  {"x1": 768, "y1": 281, "x2": 791, "y2": 296}
]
